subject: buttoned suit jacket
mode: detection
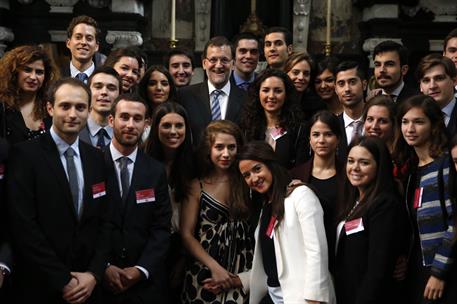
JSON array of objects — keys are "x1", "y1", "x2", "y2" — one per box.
[
  {"x1": 176, "y1": 81, "x2": 247, "y2": 144},
  {"x1": 103, "y1": 148, "x2": 171, "y2": 302},
  {"x1": 7, "y1": 133, "x2": 111, "y2": 303}
]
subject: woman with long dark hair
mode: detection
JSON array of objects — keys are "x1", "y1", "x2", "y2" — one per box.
[
  {"x1": 0, "y1": 45, "x2": 57, "y2": 144},
  {"x1": 181, "y1": 120, "x2": 253, "y2": 304},
  {"x1": 240, "y1": 69, "x2": 307, "y2": 169},
  {"x1": 314, "y1": 56, "x2": 342, "y2": 115},
  {"x1": 238, "y1": 141, "x2": 334, "y2": 304},
  {"x1": 393, "y1": 95, "x2": 456, "y2": 304},
  {"x1": 335, "y1": 136, "x2": 406, "y2": 304}
]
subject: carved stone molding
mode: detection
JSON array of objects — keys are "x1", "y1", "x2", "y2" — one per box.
[
  {"x1": 362, "y1": 4, "x2": 399, "y2": 21},
  {"x1": 194, "y1": 0, "x2": 211, "y2": 52},
  {"x1": 87, "y1": 0, "x2": 110, "y2": 8},
  {"x1": 111, "y1": 0, "x2": 144, "y2": 15},
  {"x1": 293, "y1": 0, "x2": 311, "y2": 50},
  {"x1": 363, "y1": 37, "x2": 402, "y2": 67},
  {"x1": 106, "y1": 30, "x2": 143, "y2": 49},
  {"x1": 45, "y1": 0, "x2": 78, "y2": 13},
  {"x1": 0, "y1": 26, "x2": 14, "y2": 58},
  {"x1": 419, "y1": 0, "x2": 457, "y2": 22}
]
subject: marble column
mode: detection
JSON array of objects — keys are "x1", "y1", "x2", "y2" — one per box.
[
  {"x1": 292, "y1": 0, "x2": 311, "y2": 51},
  {"x1": 194, "y1": 0, "x2": 211, "y2": 52}
]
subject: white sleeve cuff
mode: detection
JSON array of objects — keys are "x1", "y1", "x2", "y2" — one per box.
[
  {"x1": 0, "y1": 262, "x2": 11, "y2": 274},
  {"x1": 134, "y1": 265, "x2": 149, "y2": 279}
]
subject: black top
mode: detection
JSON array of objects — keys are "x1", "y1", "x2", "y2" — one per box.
[{"x1": 259, "y1": 203, "x2": 280, "y2": 287}]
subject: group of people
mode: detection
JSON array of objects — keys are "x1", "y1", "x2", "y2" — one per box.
[{"x1": 0, "y1": 13, "x2": 456, "y2": 304}]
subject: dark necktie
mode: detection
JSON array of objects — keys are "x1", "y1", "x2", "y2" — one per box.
[
  {"x1": 119, "y1": 157, "x2": 131, "y2": 203},
  {"x1": 351, "y1": 120, "x2": 363, "y2": 142},
  {"x1": 76, "y1": 72, "x2": 88, "y2": 83},
  {"x1": 238, "y1": 81, "x2": 250, "y2": 91},
  {"x1": 64, "y1": 147, "x2": 79, "y2": 215},
  {"x1": 211, "y1": 90, "x2": 222, "y2": 120},
  {"x1": 96, "y1": 128, "x2": 107, "y2": 148}
]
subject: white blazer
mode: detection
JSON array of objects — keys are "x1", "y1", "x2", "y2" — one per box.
[{"x1": 241, "y1": 185, "x2": 335, "y2": 304}]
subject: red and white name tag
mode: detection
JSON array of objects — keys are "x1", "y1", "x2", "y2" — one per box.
[
  {"x1": 92, "y1": 182, "x2": 106, "y2": 198},
  {"x1": 270, "y1": 128, "x2": 287, "y2": 141},
  {"x1": 136, "y1": 188, "x2": 155, "y2": 204},
  {"x1": 0, "y1": 164, "x2": 4, "y2": 180},
  {"x1": 413, "y1": 187, "x2": 423, "y2": 209},
  {"x1": 265, "y1": 215, "x2": 278, "y2": 239},
  {"x1": 344, "y1": 218, "x2": 364, "y2": 235}
]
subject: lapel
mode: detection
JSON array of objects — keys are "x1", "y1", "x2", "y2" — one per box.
[
  {"x1": 78, "y1": 141, "x2": 93, "y2": 220},
  {"x1": 79, "y1": 125, "x2": 92, "y2": 146},
  {"x1": 104, "y1": 148, "x2": 125, "y2": 219},
  {"x1": 446, "y1": 102, "x2": 457, "y2": 136},
  {"x1": 125, "y1": 149, "x2": 148, "y2": 215},
  {"x1": 40, "y1": 134, "x2": 78, "y2": 220},
  {"x1": 197, "y1": 82, "x2": 212, "y2": 123},
  {"x1": 225, "y1": 84, "x2": 243, "y2": 121}
]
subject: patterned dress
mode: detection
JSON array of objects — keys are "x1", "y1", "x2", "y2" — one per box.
[{"x1": 182, "y1": 188, "x2": 254, "y2": 304}]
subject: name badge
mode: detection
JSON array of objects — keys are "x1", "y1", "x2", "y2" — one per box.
[
  {"x1": 136, "y1": 188, "x2": 155, "y2": 204},
  {"x1": 0, "y1": 164, "x2": 4, "y2": 180},
  {"x1": 413, "y1": 187, "x2": 423, "y2": 209},
  {"x1": 270, "y1": 128, "x2": 287, "y2": 141},
  {"x1": 344, "y1": 218, "x2": 364, "y2": 235},
  {"x1": 92, "y1": 182, "x2": 106, "y2": 198},
  {"x1": 265, "y1": 215, "x2": 278, "y2": 239}
]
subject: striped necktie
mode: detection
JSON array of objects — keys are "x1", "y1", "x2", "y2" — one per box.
[{"x1": 211, "y1": 90, "x2": 223, "y2": 120}]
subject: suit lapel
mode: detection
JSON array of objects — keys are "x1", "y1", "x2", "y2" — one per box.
[
  {"x1": 225, "y1": 85, "x2": 242, "y2": 121},
  {"x1": 79, "y1": 126, "x2": 91, "y2": 146},
  {"x1": 125, "y1": 150, "x2": 146, "y2": 215},
  {"x1": 104, "y1": 149, "x2": 125, "y2": 219},
  {"x1": 197, "y1": 82, "x2": 212, "y2": 122}
]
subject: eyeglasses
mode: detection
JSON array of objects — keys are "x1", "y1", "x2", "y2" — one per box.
[{"x1": 205, "y1": 57, "x2": 232, "y2": 65}]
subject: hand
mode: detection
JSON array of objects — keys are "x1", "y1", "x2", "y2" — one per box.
[
  {"x1": 393, "y1": 255, "x2": 408, "y2": 281},
  {"x1": 366, "y1": 88, "x2": 383, "y2": 101},
  {"x1": 63, "y1": 272, "x2": 97, "y2": 304},
  {"x1": 423, "y1": 275, "x2": 445, "y2": 300},
  {"x1": 104, "y1": 265, "x2": 127, "y2": 293},
  {"x1": 208, "y1": 264, "x2": 232, "y2": 291},
  {"x1": 62, "y1": 278, "x2": 78, "y2": 301},
  {"x1": 119, "y1": 267, "x2": 142, "y2": 291},
  {"x1": 228, "y1": 274, "x2": 242, "y2": 289},
  {"x1": 202, "y1": 278, "x2": 222, "y2": 295}
]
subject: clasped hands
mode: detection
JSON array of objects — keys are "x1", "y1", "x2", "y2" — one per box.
[
  {"x1": 202, "y1": 265, "x2": 242, "y2": 295},
  {"x1": 62, "y1": 272, "x2": 97, "y2": 304},
  {"x1": 103, "y1": 265, "x2": 142, "y2": 294}
]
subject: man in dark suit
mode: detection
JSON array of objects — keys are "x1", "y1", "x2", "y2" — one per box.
[
  {"x1": 417, "y1": 54, "x2": 457, "y2": 137},
  {"x1": 163, "y1": 48, "x2": 195, "y2": 88},
  {"x1": 79, "y1": 67, "x2": 121, "y2": 148},
  {"x1": 335, "y1": 61, "x2": 367, "y2": 161},
  {"x1": 102, "y1": 94, "x2": 171, "y2": 303},
  {"x1": 7, "y1": 78, "x2": 111, "y2": 304},
  {"x1": 263, "y1": 26, "x2": 293, "y2": 71},
  {"x1": 230, "y1": 32, "x2": 260, "y2": 91},
  {"x1": 371, "y1": 40, "x2": 419, "y2": 104},
  {"x1": 61, "y1": 15, "x2": 102, "y2": 82},
  {"x1": 176, "y1": 36, "x2": 246, "y2": 144}
]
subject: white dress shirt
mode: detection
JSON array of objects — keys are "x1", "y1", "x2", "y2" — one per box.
[
  {"x1": 87, "y1": 116, "x2": 113, "y2": 147},
  {"x1": 208, "y1": 80, "x2": 231, "y2": 119},
  {"x1": 343, "y1": 111, "x2": 363, "y2": 145},
  {"x1": 70, "y1": 61, "x2": 95, "y2": 78}
]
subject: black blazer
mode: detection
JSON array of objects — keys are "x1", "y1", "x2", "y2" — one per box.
[
  {"x1": 0, "y1": 137, "x2": 11, "y2": 270},
  {"x1": 104, "y1": 148, "x2": 171, "y2": 302},
  {"x1": 395, "y1": 83, "x2": 420, "y2": 105},
  {"x1": 334, "y1": 193, "x2": 407, "y2": 304},
  {"x1": 176, "y1": 81, "x2": 247, "y2": 144},
  {"x1": 446, "y1": 101, "x2": 457, "y2": 139},
  {"x1": 336, "y1": 113, "x2": 349, "y2": 163},
  {"x1": 6, "y1": 134, "x2": 111, "y2": 303}
]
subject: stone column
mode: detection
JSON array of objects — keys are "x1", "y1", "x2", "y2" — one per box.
[
  {"x1": 194, "y1": 0, "x2": 211, "y2": 52},
  {"x1": 0, "y1": 0, "x2": 14, "y2": 57},
  {"x1": 111, "y1": 0, "x2": 144, "y2": 15},
  {"x1": 292, "y1": 0, "x2": 311, "y2": 51}
]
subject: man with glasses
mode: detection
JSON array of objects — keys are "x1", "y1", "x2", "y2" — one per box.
[{"x1": 177, "y1": 36, "x2": 246, "y2": 144}]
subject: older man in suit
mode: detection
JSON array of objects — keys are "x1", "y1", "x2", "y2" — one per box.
[
  {"x1": 7, "y1": 78, "x2": 111, "y2": 304},
  {"x1": 102, "y1": 94, "x2": 171, "y2": 303},
  {"x1": 176, "y1": 36, "x2": 246, "y2": 144}
]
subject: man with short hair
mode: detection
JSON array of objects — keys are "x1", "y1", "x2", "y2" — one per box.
[
  {"x1": 63, "y1": 15, "x2": 101, "y2": 82},
  {"x1": 443, "y1": 28, "x2": 457, "y2": 93},
  {"x1": 263, "y1": 26, "x2": 293, "y2": 71},
  {"x1": 335, "y1": 61, "x2": 367, "y2": 160},
  {"x1": 80, "y1": 66, "x2": 121, "y2": 148},
  {"x1": 417, "y1": 53, "x2": 457, "y2": 136},
  {"x1": 103, "y1": 94, "x2": 171, "y2": 303},
  {"x1": 164, "y1": 48, "x2": 195, "y2": 87},
  {"x1": 372, "y1": 40, "x2": 419, "y2": 103},
  {"x1": 7, "y1": 78, "x2": 111, "y2": 304},
  {"x1": 230, "y1": 32, "x2": 260, "y2": 90},
  {"x1": 177, "y1": 36, "x2": 246, "y2": 144}
]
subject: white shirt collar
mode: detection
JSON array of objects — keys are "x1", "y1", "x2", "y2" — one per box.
[
  {"x1": 70, "y1": 61, "x2": 95, "y2": 78},
  {"x1": 50, "y1": 126, "x2": 79, "y2": 156},
  {"x1": 109, "y1": 142, "x2": 138, "y2": 164},
  {"x1": 442, "y1": 97, "x2": 456, "y2": 119},
  {"x1": 207, "y1": 79, "x2": 231, "y2": 97},
  {"x1": 342, "y1": 111, "x2": 363, "y2": 128}
]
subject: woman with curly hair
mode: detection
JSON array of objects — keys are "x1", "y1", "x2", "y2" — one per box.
[
  {"x1": 240, "y1": 69, "x2": 308, "y2": 169},
  {"x1": 0, "y1": 45, "x2": 57, "y2": 144}
]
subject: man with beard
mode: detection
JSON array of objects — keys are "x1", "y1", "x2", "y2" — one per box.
[
  {"x1": 80, "y1": 67, "x2": 121, "y2": 148},
  {"x1": 335, "y1": 61, "x2": 367, "y2": 161},
  {"x1": 230, "y1": 32, "x2": 260, "y2": 91},
  {"x1": 164, "y1": 48, "x2": 195, "y2": 88},
  {"x1": 372, "y1": 40, "x2": 419, "y2": 104},
  {"x1": 103, "y1": 94, "x2": 171, "y2": 303},
  {"x1": 263, "y1": 27, "x2": 293, "y2": 71}
]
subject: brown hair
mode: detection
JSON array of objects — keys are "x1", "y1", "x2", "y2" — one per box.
[
  {"x1": 66, "y1": 15, "x2": 101, "y2": 42},
  {"x1": 0, "y1": 45, "x2": 58, "y2": 120},
  {"x1": 416, "y1": 53, "x2": 457, "y2": 80},
  {"x1": 444, "y1": 28, "x2": 457, "y2": 52}
]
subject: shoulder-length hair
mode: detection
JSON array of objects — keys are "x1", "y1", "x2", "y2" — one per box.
[
  {"x1": 144, "y1": 101, "x2": 194, "y2": 202},
  {"x1": 0, "y1": 45, "x2": 57, "y2": 120},
  {"x1": 392, "y1": 95, "x2": 448, "y2": 165},
  {"x1": 240, "y1": 69, "x2": 302, "y2": 140},
  {"x1": 138, "y1": 65, "x2": 177, "y2": 118},
  {"x1": 308, "y1": 110, "x2": 342, "y2": 140},
  {"x1": 338, "y1": 136, "x2": 396, "y2": 221},
  {"x1": 237, "y1": 141, "x2": 291, "y2": 223},
  {"x1": 284, "y1": 50, "x2": 315, "y2": 84},
  {"x1": 197, "y1": 120, "x2": 249, "y2": 219}
]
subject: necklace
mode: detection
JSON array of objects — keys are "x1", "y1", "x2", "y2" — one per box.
[{"x1": 346, "y1": 200, "x2": 360, "y2": 220}]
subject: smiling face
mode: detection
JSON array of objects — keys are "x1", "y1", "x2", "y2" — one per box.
[
  {"x1": 157, "y1": 112, "x2": 186, "y2": 151},
  {"x1": 309, "y1": 120, "x2": 339, "y2": 158},
  {"x1": 287, "y1": 60, "x2": 311, "y2": 92},
  {"x1": 147, "y1": 71, "x2": 171, "y2": 106},
  {"x1": 314, "y1": 69, "x2": 336, "y2": 100},
  {"x1": 234, "y1": 39, "x2": 259, "y2": 78},
  {"x1": 419, "y1": 64, "x2": 456, "y2": 108},
  {"x1": 239, "y1": 160, "x2": 273, "y2": 195},
  {"x1": 210, "y1": 133, "x2": 237, "y2": 171},
  {"x1": 346, "y1": 145, "x2": 377, "y2": 197},
  {"x1": 109, "y1": 99, "x2": 146, "y2": 148},
  {"x1": 401, "y1": 107, "x2": 432, "y2": 150},
  {"x1": 374, "y1": 51, "x2": 407, "y2": 91},
  {"x1": 264, "y1": 32, "x2": 292, "y2": 70},
  {"x1": 66, "y1": 23, "x2": 99, "y2": 65},
  {"x1": 202, "y1": 45, "x2": 233, "y2": 89},
  {"x1": 335, "y1": 68, "x2": 367, "y2": 109},
  {"x1": 89, "y1": 72, "x2": 120, "y2": 116},
  {"x1": 168, "y1": 54, "x2": 194, "y2": 87},
  {"x1": 17, "y1": 60, "x2": 45, "y2": 94},
  {"x1": 113, "y1": 56, "x2": 140, "y2": 93},
  {"x1": 259, "y1": 76, "x2": 286, "y2": 116},
  {"x1": 363, "y1": 105, "x2": 393, "y2": 142}
]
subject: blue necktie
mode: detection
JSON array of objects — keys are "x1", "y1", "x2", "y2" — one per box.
[
  {"x1": 119, "y1": 157, "x2": 131, "y2": 203},
  {"x1": 76, "y1": 72, "x2": 88, "y2": 83},
  {"x1": 211, "y1": 90, "x2": 222, "y2": 120},
  {"x1": 96, "y1": 128, "x2": 107, "y2": 148},
  {"x1": 64, "y1": 147, "x2": 79, "y2": 215}
]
